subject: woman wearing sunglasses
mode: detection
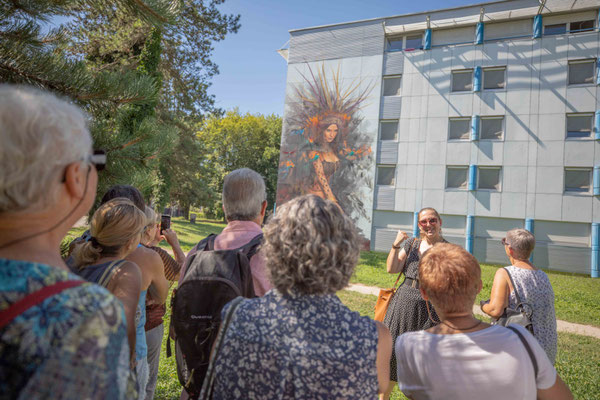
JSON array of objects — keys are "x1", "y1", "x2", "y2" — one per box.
[{"x1": 380, "y1": 207, "x2": 446, "y2": 400}]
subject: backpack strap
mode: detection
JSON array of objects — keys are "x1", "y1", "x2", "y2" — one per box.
[
  {"x1": 97, "y1": 259, "x2": 127, "y2": 288},
  {"x1": 237, "y1": 234, "x2": 263, "y2": 261},
  {"x1": 0, "y1": 280, "x2": 86, "y2": 329},
  {"x1": 507, "y1": 326, "x2": 539, "y2": 379},
  {"x1": 199, "y1": 234, "x2": 218, "y2": 252}
]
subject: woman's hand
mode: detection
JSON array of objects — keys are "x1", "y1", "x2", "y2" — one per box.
[
  {"x1": 393, "y1": 231, "x2": 409, "y2": 248},
  {"x1": 161, "y1": 229, "x2": 180, "y2": 247}
]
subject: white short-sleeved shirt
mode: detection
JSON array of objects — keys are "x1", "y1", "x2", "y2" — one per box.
[{"x1": 395, "y1": 324, "x2": 556, "y2": 400}]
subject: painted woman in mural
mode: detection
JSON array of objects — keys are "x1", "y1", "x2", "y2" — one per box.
[{"x1": 277, "y1": 64, "x2": 374, "y2": 239}]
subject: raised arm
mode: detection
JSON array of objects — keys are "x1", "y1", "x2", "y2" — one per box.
[
  {"x1": 162, "y1": 228, "x2": 186, "y2": 266},
  {"x1": 107, "y1": 261, "x2": 142, "y2": 362},
  {"x1": 481, "y1": 268, "x2": 510, "y2": 318},
  {"x1": 386, "y1": 231, "x2": 409, "y2": 274}
]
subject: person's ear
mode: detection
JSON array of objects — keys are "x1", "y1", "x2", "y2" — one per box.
[
  {"x1": 419, "y1": 287, "x2": 429, "y2": 301},
  {"x1": 260, "y1": 200, "x2": 268, "y2": 217},
  {"x1": 63, "y1": 162, "x2": 88, "y2": 199}
]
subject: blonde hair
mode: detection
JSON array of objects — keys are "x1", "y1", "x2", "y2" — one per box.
[
  {"x1": 505, "y1": 228, "x2": 535, "y2": 260},
  {"x1": 419, "y1": 243, "x2": 481, "y2": 314},
  {"x1": 262, "y1": 194, "x2": 359, "y2": 296},
  {"x1": 142, "y1": 206, "x2": 159, "y2": 243},
  {"x1": 0, "y1": 85, "x2": 92, "y2": 213},
  {"x1": 72, "y1": 198, "x2": 146, "y2": 267}
]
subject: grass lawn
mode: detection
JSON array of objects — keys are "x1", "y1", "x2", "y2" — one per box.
[
  {"x1": 157, "y1": 217, "x2": 226, "y2": 253},
  {"x1": 353, "y1": 251, "x2": 600, "y2": 327},
  {"x1": 337, "y1": 290, "x2": 600, "y2": 400}
]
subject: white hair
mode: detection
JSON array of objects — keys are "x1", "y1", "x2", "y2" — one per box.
[
  {"x1": 0, "y1": 85, "x2": 92, "y2": 213},
  {"x1": 222, "y1": 168, "x2": 267, "y2": 221}
]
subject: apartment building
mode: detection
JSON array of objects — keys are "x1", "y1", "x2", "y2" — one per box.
[{"x1": 277, "y1": 0, "x2": 600, "y2": 276}]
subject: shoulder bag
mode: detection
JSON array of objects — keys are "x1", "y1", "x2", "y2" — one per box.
[
  {"x1": 374, "y1": 238, "x2": 417, "y2": 322},
  {"x1": 493, "y1": 268, "x2": 535, "y2": 335}
]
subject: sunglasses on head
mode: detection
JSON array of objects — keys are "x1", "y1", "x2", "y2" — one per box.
[
  {"x1": 418, "y1": 217, "x2": 438, "y2": 226},
  {"x1": 61, "y1": 149, "x2": 106, "y2": 182}
]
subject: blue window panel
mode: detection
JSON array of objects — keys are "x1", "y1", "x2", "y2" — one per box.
[
  {"x1": 424, "y1": 29, "x2": 432, "y2": 50},
  {"x1": 594, "y1": 166, "x2": 600, "y2": 196},
  {"x1": 533, "y1": 15, "x2": 542, "y2": 39},
  {"x1": 471, "y1": 115, "x2": 480, "y2": 141},
  {"x1": 595, "y1": 111, "x2": 600, "y2": 140},
  {"x1": 592, "y1": 222, "x2": 599, "y2": 278},
  {"x1": 466, "y1": 215, "x2": 475, "y2": 254},
  {"x1": 468, "y1": 164, "x2": 477, "y2": 191},
  {"x1": 412, "y1": 211, "x2": 420, "y2": 238},
  {"x1": 475, "y1": 22, "x2": 484, "y2": 45},
  {"x1": 473, "y1": 66, "x2": 482, "y2": 92}
]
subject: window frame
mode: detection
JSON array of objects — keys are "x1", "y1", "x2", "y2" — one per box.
[
  {"x1": 445, "y1": 166, "x2": 469, "y2": 190},
  {"x1": 480, "y1": 116, "x2": 505, "y2": 141},
  {"x1": 448, "y1": 117, "x2": 472, "y2": 141},
  {"x1": 386, "y1": 34, "x2": 424, "y2": 52},
  {"x1": 482, "y1": 66, "x2": 507, "y2": 91},
  {"x1": 564, "y1": 167, "x2": 592, "y2": 195},
  {"x1": 404, "y1": 34, "x2": 423, "y2": 51},
  {"x1": 451, "y1": 69, "x2": 474, "y2": 92},
  {"x1": 565, "y1": 113, "x2": 594, "y2": 140},
  {"x1": 544, "y1": 23, "x2": 567, "y2": 36},
  {"x1": 568, "y1": 59, "x2": 596, "y2": 86},
  {"x1": 379, "y1": 120, "x2": 399, "y2": 141},
  {"x1": 376, "y1": 165, "x2": 396, "y2": 186},
  {"x1": 382, "y1": 75, "x2": 402, "y2": 97},
  {"x1": 477, "y1": 166, "x2": 502, "y2": 192},
  {"x1": 569, "y1": 20, "x2": 595, "y2": 34}
]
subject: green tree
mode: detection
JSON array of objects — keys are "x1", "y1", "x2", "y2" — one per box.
[{"x1": 196, "y1": 110, "x2": 282, "y2": 218}]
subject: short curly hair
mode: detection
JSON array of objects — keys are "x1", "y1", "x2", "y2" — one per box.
[{"x1": 262, "y1": 194, "x2": 359, "y2": 296}]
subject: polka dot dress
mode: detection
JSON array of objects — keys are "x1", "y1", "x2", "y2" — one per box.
[{"x1": 383, "y1": 237, "x2": 441, "y2": 382}]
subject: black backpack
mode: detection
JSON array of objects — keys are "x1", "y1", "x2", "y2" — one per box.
[{"x1": 168, "y1": 233, "x2": 261, "y2": 399}]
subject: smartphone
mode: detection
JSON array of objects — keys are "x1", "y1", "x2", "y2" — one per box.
[{"x1": 160, "y1": 215, "x2": 171, "y2": 233}]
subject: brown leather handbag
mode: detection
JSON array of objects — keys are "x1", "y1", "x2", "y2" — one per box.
[{"x1": 374, "y1": 238, "x2": 417, "y2": 322}]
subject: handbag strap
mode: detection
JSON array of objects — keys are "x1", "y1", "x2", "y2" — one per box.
[
  {"x1": 97, "y1": 259, "x2": 126, "y2": 288},
  {"x1": 507, "y1": 326, "x2": 538, "y2": 379},
  {"x1": 0, "y1": 280, "x2": 86, "y2": 329},
  {"x1": 199, "y1": 296, "x2": 245, "y2": 399},
  {"x1": 503, "y1": 267, "x2": 523, "y2": 305}
]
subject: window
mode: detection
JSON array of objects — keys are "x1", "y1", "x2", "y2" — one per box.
[
  {"x1": 404, "y1": 35, "x2": 422, "y2": 50},
  {"x1": 448, "y1": 118, "x2": 471, "y2": 140},
  {"x1": 446, "y1": 167, "x2": 468, "y2": 189},
  {"x1": 451, "y1": 70, "x2": 473, "y2": 92},
  {"x1": 570, "y1": 20, "x2": 595, "y2": 33},
  {"x1": 483, "y1": 67, "x2": 506, "y2": 90},
  {"x1": 386, "y1": 35, "x2": 422, "y2": 51},
  {"x1": 379, "y1": 121, "x2": 398, "y2": 141},
  {"x1": 568, "y1": 59, "x2": 595, "y2": 85},
  {"x1": 564, "y1": 168, "x2": 591, "y2": 193},
  {"x1": 480, "y1": 116, "x2": 504, "y2": 140},
  {"x1": 566, "y1": 114, "x2": 593, "y2": 139},
  {"x1": 478, "y1": 167, "x2": 502, "y2": 191},
  {"x1": 377, "y1": 166, "x2": 396, "y2": 186},
  {"x1": 382, "y1": 76, "x2": 401, "y2": 96},
  {"x1": 545, "y1": 23, "x2": 567, "y2": 35}
]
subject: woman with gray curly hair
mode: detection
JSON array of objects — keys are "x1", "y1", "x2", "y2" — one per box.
[
  {"x1": 0, "y1": 85, "x2": 136, "y2": 398},
  {"x1": 205, "y1": 194, "x2": 392, "y2": 399}
]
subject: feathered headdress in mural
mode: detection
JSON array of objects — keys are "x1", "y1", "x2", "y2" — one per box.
[{"x1": 277, "y1": 63, "x2": 375, "y2": 226}]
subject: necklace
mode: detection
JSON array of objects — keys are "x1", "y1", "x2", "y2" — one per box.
[{"x1": 440, "y1": 318, "x2": 482, "y2": 332}]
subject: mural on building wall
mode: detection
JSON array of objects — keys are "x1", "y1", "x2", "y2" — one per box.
[{"x1": 276, "y1": 64, "x2": 375, "y2": 241}]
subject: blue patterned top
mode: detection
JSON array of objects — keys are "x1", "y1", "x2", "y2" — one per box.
[
  {"x1": 211, "y1": 290, "x2": 379, "y2": 399},
  {"x1": 0, "y1": 259, "x2": 138, "y2": 399}
]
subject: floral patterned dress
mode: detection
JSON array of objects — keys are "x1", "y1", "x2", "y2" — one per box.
[
  {"x1": 211, "y1": 290, "x2": 380, "y2": 399},
  {"x1": 0, "y1": 259, "x2": 137, "y2": 399}
]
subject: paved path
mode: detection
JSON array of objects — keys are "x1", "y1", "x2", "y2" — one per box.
[{"x1": 347, "y1": 283, "x2": 600, "y2": 339}]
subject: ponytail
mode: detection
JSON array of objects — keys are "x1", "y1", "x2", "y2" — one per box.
[{"x1": 72, "y1": 239, "x2": 102, "y2": 267}]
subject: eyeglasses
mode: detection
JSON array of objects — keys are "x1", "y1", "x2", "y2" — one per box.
[
  {"x1": 89, "y1": 149, "x2": 106, "y2": 171},
  {"x1": 61, "y1": 149, "x2": 106, "y2": 183},
  {"x1": 419, "y1": 218, "x2": 438, "y2": 226},
  {"x1": 501, "y1": 238, "x2": 511, "y2": 246}
]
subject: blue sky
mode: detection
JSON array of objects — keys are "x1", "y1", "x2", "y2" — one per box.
[{"x1": 209, "y1": 0, "x2": 482, "y2": 116}]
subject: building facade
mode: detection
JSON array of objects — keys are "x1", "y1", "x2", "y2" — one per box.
[{"x1": 277, "y1": 0, "x2": 600, "y2": 276}]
